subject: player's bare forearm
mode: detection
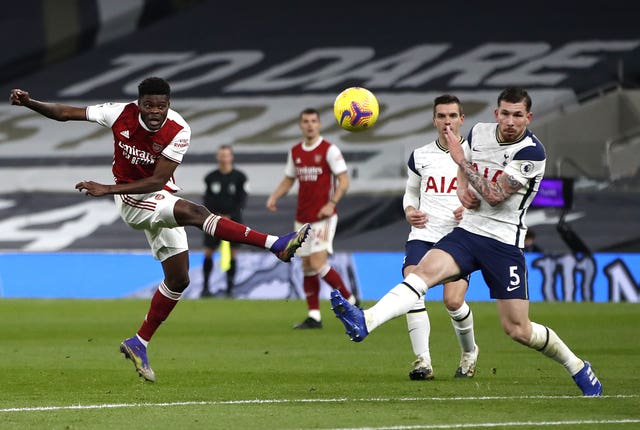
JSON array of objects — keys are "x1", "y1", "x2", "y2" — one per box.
[
  {"x1": 332, "y1": 172, "x2": 349, "y2": 204},
  {"x1": 76, "y1": 176, "x2": 168, "y2": 197},
  {"x1": 10, "y1": 90, "x2": 86, "y2": 121},
  {"x1": 459, "y1": 161, "x2": 519, "y2": 206}
]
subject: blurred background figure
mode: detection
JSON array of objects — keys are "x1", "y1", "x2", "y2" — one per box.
[
  {"x1": 201, "y1": 145, "x2": 248, "y2": 298},
  {"x1": 524, "y1": 228, "x2": 543, "y2": 253},
  {"x1": 267, "y1": 108, "x2": 356, "y2": 329}
]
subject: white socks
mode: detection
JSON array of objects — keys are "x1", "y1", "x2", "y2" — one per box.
[
  {"x1": 529, "y1": 322, "x2": 584, "y2": 375},
  {"x1": 448, "y1": 302, "x2": 476, "y2": 353},
  {"x1": 365, "y1": 273, "x2": 427, "y2": 332},
  {"x1": 406, "y1": 299, "x2": 431, "y2": 360},
  {"x1": 308, "y1": 309, "x2": 321, "y2": 322}
]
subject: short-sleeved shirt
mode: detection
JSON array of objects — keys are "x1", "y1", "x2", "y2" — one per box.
[
  {"x1": 284, "y1": 136, "x2": 347, "y2": 223},
  {"x1": 458, "y1": 123, "x2": 546, "y2": 248},
  {"x1": 405, "y1": 138, "x2": 464, "y2": 243},
  {"x1": 86, "y1": 101, "x2": 191, "y2": 192}
]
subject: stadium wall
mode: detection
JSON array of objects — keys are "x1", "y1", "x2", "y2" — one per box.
[
  {"x1": 535, "y1": 89, "x2": 640, "y2": 180},
  {"x1": 0, "y1": 251, "x2": 638, "y2": 303}
]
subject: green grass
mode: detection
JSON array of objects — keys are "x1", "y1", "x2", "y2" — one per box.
[{"x1": 0, "y1": 299, "x2": 638, "y2": 429}]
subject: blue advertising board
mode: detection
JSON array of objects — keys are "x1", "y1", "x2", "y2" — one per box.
[{"x1": 0, "y1": 252, "x2": 638, "y2": 303}]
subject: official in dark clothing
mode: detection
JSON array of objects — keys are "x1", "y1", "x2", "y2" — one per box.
[{"x1": 201, "y1": 145, "x2": 248, "y2": 297}]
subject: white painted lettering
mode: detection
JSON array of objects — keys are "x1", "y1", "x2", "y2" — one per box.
[
  {"x1": 398, "y1": 43, "x2": 550, "y2": 87},
  {"x1": 59, "y1": 53, "x2": 194, "y2": 96},
  {"x1": 226, "y1": 48, "x2": 375, "y2": 92}
]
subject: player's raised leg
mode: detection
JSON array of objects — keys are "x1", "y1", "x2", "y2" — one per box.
[
  {"x1": 332, "y1": 249, "x2": 459, "y2": 342},
  {"x1": 331, "y1": 272, "x2": 428, "y2": 342},
  {"x1": 174, "y1": 199, "x2": 310, "y2": 262}
]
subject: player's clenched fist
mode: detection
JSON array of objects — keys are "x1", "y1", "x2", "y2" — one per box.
[{"x1": 9, "y1": 89, "x2": 30, "y2": 106}]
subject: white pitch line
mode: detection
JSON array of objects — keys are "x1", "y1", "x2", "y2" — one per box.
[
  {"x1": 0, "y1": 394, "x2": 637, "y2": 414},
  {"x1": 318, "y1": 420, "x2": 640, "y2": 430}
]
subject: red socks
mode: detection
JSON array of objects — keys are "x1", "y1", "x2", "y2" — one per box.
[
  {"x1": 321, "y1": 266, "x2": 352, "y2": 300},
  {"x1": 203, "y1": 214, "x2": 268, "y2": 248},
  {"x1": 303, "y1": 275, "x2": 321, "y2": 311},
  {"x1": 137, "y1": 282, "x2": 180, "y2": 341}
]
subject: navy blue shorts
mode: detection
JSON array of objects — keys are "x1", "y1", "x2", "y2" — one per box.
[
  {"x1": 403, "y1": 239, "x2": 469, "y2": 285},
  {"x1": 433, "y1": 227, "x2": 528, "y2": 300}
]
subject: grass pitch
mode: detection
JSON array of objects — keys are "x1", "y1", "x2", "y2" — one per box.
[{"x1": 0, "y1": 299, "x2": 638, "y2": 429}]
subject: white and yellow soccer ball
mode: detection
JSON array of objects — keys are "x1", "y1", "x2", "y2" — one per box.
[{"x1": 333, "y1": 87, "x2": 379, "y2": 132}]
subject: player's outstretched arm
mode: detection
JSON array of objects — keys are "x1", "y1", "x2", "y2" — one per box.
[
  {"x1": 9, "y1": 89, "x2": 87, "y2": 121},
  {"x1": 76, "y1": 156, "x2": 179, "y2": 197}
]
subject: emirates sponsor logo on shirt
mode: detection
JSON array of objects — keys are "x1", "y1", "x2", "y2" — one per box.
[
  {"x1": 118, "y1": 141, "x2": 156, "y2": 165},
  {"x1": 296, "y1": 166, "x2": 323, "y2": 181}
]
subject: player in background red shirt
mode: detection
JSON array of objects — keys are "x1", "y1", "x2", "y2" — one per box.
[
  {"x1": 9, "y1": 77, "x2": 310, "y2": 382},
  {"x1": 267, "y1": 108, "x2": 356, "y2": 329}
]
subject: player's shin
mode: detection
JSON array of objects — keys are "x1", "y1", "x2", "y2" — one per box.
[
  {"x1": 138, "y1": 281, "x2": 182, "y2": 341},
  {"x1": 528, "y1": 322, "x2": 584, "y2": 375},
  {"x1": 202, "y1": 214, "x2": 269, "y2": 248},
  {"x1": 366, "y1": 273, "x2": 427, "y2": 332}
]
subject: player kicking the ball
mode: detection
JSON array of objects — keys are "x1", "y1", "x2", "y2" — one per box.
[
  {"x1": 10, "y1": 77, "x2": 310, "y2": 382},
  {"x1": 330, "y1": 87, "x2": 602, "y2": 396}
]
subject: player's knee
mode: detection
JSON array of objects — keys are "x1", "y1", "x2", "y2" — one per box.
[
  {"x1": 444, "y1": 295, "x2": 465, "y2": 311},
  {"x1": 174, "y1": 199, "x2": 210, "y2": 226},
  {"x1": 165, "y1": 274, "x2": 190, "y2": 293}
]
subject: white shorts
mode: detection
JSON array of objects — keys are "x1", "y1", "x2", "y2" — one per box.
[
  {"x1": 295, "y1": 214, "x2": 337, "y2": 257},
  {"x1": 115, "y1": 190, "x2": 188, "y2": 262}
]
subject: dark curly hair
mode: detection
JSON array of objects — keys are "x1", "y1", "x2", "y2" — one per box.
[{"x1": 138, "y1": 77, "x2": 171, "y2": 98}]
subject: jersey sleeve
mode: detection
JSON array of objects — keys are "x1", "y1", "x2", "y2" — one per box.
[
  {"x1": 284, "y1": 150, "x2": 297, "y2": 178},
  {"x1": 327, "y1": 144, "x2": 348, "y2": 175},
  {"x1": 161, "y1": 126, "x2": 190, "y2": 164},
  {"x1": 503, "y1": 142, "x2": 546, "y2": 184},
  {"x1": 403, "y1": 151, "x2": 421, "y2": 209},
  {"x1": 462, "y1": 133, "x2": 472, "y2": 161},
  {"x1": 403, "y1": 171, "x2": 421, "y2": 210},
  {"x1": 85, "y1": 102, "x2": 127, "y2": 128}
]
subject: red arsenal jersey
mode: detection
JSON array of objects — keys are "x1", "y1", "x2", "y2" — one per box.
[
  {"x1": 285, "y1": 138, "x2": 347, "y2": 223},
  {"x1": 86, "y1": 102, "x2": 190, "y2": 192}
]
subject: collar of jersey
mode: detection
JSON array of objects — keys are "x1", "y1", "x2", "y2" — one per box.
[
  {"x1": 301, "y1": 136, "x2": 324, "y2": 151},
  {"x1": 435, "y1": 136, "x2": 463, "y2": 153}
]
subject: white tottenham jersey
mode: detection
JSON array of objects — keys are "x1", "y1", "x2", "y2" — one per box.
[
  {"x1": 459, "y1": 122, "x2": 546, "y2": 248},
  {"x1": 404, "y1": 139, "x2": 463, "y2": 243}
]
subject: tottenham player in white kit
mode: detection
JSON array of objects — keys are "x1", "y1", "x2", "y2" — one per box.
[
  {"x1": 10, "y1": 78, "x2": 310, "y2": 382},
  {"x1": 331, "y1": 88, "x2": 602, "y2": 396},
  {"x1": 403, "y1": 95, "x2": 479, "y2": 380}
]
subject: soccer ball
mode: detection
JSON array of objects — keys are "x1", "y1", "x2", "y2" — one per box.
[{"x1": 333, "y1": 87, "x2": 379, "y2": 132}]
